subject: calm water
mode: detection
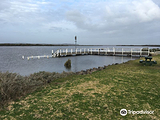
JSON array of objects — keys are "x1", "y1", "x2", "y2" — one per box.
[{"x1": 0, "y1": 45, "x2": 149, "y2": 76}]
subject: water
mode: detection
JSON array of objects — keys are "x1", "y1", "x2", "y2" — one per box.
[{"x1": 0, "y1": 45, "x2": 152, "y2": 76}]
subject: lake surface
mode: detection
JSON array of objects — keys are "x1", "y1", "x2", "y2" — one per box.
[{"x1": 0, "y1": 45, "x2": 156, "y2": 76}]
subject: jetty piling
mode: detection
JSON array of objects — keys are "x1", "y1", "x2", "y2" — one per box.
[
  {"x1": 22, "y1": 56, "x2": 25, "y2": 59},
  {"x1": 52, "y1": 50, "x2": 53, "y2": 54}
]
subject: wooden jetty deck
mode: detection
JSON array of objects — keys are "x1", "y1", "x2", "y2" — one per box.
[
  {"x1": 52, "y1": 48, "x2": 149, "y2": 57},
  {"x1": 26, "y1": 47, "x2": 149, "y2": 60}
]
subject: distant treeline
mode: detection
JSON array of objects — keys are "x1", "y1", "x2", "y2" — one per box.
[
  {"x1": 0, "y1": 43, "x2": 160, "y2": 47},
  {"x1": 0, "y1": 43, "x2": 78, "y2": 46},
  {"x1": 117, "y1": 45, "x2": 160, "y2": 47}
]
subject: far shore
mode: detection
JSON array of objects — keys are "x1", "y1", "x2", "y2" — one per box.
[{"x1": 0, "y1": 43, "x2": 160, "y2": 47}]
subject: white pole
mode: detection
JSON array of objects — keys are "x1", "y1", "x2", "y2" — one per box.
[
  {"x1": 60, "y1": 49, "x2": 61, "y2": 56},
  {"x1": 98, "y1": 48, "x2": 99, "y2": 55},
  {"x1": 57, "y1": 50, "x2": 59, "y2": 57},
  {"x1": 148, "y1": 48, "x2": 150, "y2": 56},
  {"x1": 140, "y1": 48, "x2": 142, "y2": 56},
  {"x1": 122, "y1": 48, "x2": 123, "y2": 56},
  {"x1": 52, "y1": 50, "x2": 54, "y2": 57},
  {"x1": 113, "y1": 47, "x2": 115, "y2": 55},
  {"x1": 131, "y1": 48, "x2": 132, "y2": 56},
  {"x1": 56, "y1": 50, "x2": 58, "y2": 57},
  {"x1": 71, "y1": 49, "x2": 72, "y2": 54},
  {"x1": 84, "y1": 48, "x2": 85, "y2": 54},
  {"x1": 106, "y1": 48, "x2": 108, "y2": 55},
  {"x1": 80, "y1": 48, "x2": 82, "y2": 54},
  {"x1": 91, "y1": 48, "x2": 92, "y2": 55},
  {"x1": 76, "y1": 48, "x2": 77, "y2": 54}
]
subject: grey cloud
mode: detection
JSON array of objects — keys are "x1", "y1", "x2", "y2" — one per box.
[
  {"x1": 66, "y1": 10, "x2": 103, "y2": 32},
  {"x1": 152, "y1": 0, "x2": 160, "y2": 6},
  {"x1": 0, "y1": 0, "x2": 160, "y2": 45},
  {"x1": 66, "y1": 10, "x2": 86, "y2": 25},
  {"x1": 0, "y1": 1, "x2": 11, "y2": 11},
  {"x1": 49, "y1": 26, "x2": 63, "y2": 32},
  {"x1": 66, "y1": 0, "x2": 160, "y2": 35}
]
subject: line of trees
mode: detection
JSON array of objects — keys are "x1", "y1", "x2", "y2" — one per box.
[{"x1": 0, "y1": 43, "x2": 77, "y2": 46}]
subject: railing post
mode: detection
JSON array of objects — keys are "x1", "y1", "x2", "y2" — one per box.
[
  {"x1": 98, "y1": 48, "x2": 100, "y2": 55},
  {"x1": 84, "y1": 48, "x2": 85, "y2": 54},
  {"x1": 122, "y1": 48, "x2": 123, "y2": 56},
  {"x1": 66, "y1": 49, "x2": 68, "y2": 55},
  {"x1": 80, "y1": 48, "x2": 82, "y2": 54},
  {"x1": 57, "y1": 50, "x2": 59, "y2": 57},
  {"x1": 88, "y1": 49, "x2": 89, "y2": 54},
  {"x1": 113, "y1": 47, "x2": 115, "y2": 55},
  {"x1": 91, "y1": 48, "x2": 92, "y2": 55},
  {"x1": 106, "y1": 48, "x2": 107, "y2": 55},
  {"x1": 140, "y1": 48, "x2": 142, "y2": 56},
  {"x1": 76, "y1": 48, "x2": 77, "y2": 54},
  {"x1": 71, "y1": 49, "x2": 73, "y2": 54},
  {"x1": 148, "y1": 48, "x2": 150, "y2": 56},
  {"x1": 22, "y1": 56, "x2": 25, "y2": 59},
  {"x1": 60, "y1": 49, "x2": 61, "y2": 56},
  {"x1": 131, "y1": 48, "x2": 132, "y2": 56},
  {"x1": 52, "y1": 50, "x2": 54, "y2": 57}
]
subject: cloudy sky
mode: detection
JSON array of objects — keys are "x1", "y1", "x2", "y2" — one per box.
[{"x1": 0, "y1": 0, "x2": 160, "y2": 45}]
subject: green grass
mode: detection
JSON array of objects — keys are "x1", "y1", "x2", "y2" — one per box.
[
  {"x1": 0, "y1": 71, "x2": 75, "y2": 108},
  {"x1": 0, "y1": 56, "x2": 160, "y2": 119}
]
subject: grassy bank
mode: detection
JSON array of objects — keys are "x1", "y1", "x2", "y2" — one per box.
[
  {"x1": 0, "y1": 56, "x2": 160, "y2": 119},
  {"x1": 0, "y1": 71, "x2": 74, "y2": 108}
]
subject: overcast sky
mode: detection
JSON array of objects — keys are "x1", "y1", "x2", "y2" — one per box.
[{"x1": 0, "y1": 0, "x2": 160, "y2": 45}]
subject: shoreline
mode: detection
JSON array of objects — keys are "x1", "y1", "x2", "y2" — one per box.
[
  {"x1": 0, "y1": 43, "x2": 160, "y2": 47},
  {"x1": 0, "y1": 59, "x2": 132, "y2": 107}
]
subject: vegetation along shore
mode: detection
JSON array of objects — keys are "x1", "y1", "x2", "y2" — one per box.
[
  {"x1": 0, "y1": 43, "x2": 160, "y2": 47},
  {"x1": 0, "y1": 55, "x2": 160, "y2": 119}
]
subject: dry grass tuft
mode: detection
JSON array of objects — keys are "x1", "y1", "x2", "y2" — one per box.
[{"x1": 0, "y1": 71, "x2": 74, "y2": 108}]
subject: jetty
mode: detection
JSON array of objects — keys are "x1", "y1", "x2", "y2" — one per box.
[
  {"x1": 52, "y1": 47, "x2": 149, "y2": 57},
  {"x1": 26, "y1": 47, "x2": 150, "y2": 60}
]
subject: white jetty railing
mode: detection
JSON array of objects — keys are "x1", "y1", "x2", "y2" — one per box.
[
  {"x1": 25, "y1": 47, "x2": 150, "y2": 60},
  {"x1": 52, "y1": 47, "x2": 149, "y2": 57}
]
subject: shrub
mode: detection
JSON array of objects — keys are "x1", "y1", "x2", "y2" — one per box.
[
  {"x1": 0, "y1": 71, "x2": 75, "y2": 109},
  {"x1": 64, "y1": 59, "x2": 71, "y2": 68},
  {"x1": 150, "y1": 48, "x2": 160, "y2": 52}
]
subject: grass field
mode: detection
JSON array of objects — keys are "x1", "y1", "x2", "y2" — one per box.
[{"x1": 0, "y1": 56, "x2": 160, "y2": 119}]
